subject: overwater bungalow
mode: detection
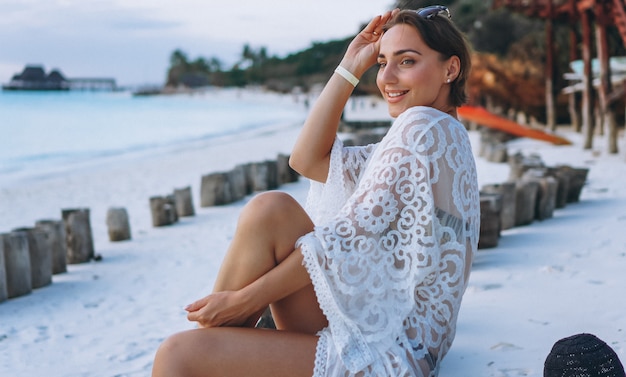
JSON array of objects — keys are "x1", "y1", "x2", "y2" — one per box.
[
  {"x1": 2, "y1": 65, "x2": 117, "y2": 91},
  {"x1": 2, "y1": 65, "x2": 70, "y2": 91}
]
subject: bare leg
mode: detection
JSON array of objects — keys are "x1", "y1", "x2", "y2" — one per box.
[
  {"x1": 152, "y1": 327, "x2": 319, "y2": 377},
  {"x1": 152, "y1": 192, "x2": 327, "y2": 376},
  {"x1": 212, "y1": 191, "x2": 327, "y2": 332}
]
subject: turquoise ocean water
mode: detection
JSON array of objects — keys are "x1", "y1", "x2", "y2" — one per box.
[{"x1": 0, "y1": 89, "x2": 306, "y2": 181}]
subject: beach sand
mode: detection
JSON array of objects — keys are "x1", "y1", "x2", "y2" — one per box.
[{"x1": 1, "y1": 92, "x2": 625, "y2": 376}]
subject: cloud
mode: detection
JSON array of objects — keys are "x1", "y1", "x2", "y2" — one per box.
[
  {"x1": 110, "y1": 17, "x2": 182, "y2": 31},
  {"x1": 0, "y1": 0, "x2": 393, "y2": 85}
]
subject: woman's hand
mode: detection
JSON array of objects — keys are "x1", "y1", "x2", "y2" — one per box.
[
  {"x1": 185, "y1": 290, "x2": 258, "y2": 328},
  {"x1": 340, "y1": 9, "x2": 398, "y2": 78}
]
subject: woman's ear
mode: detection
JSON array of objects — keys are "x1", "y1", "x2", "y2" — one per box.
[{"x1": 446, "y1": 56, "x2": 461, "y2": 82}]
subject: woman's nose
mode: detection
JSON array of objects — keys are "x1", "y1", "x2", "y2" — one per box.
[{"x1": 379, "y1": 65, "x2": 398, "y2": 84}]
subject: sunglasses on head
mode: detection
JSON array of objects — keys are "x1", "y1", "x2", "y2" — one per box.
[{"x1": 415, "y1": 5, "x2": 451, "y2": 20}]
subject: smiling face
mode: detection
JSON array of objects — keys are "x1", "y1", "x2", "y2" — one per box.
[{"x1": 376, "y1": 23, "x2": 458, "y2": 118}]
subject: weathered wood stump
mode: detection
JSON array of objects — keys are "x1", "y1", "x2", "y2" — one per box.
[
  {"x1": 236, "y1": 163, "x2": 255, "y2": 196},
  {"x1": 12, "y1": 227, "x2": 52, "y2": 289},
  {"x1": 481, "y1": 182, "x2": 516, "y2": 230},
  {"x1": 0, "y1": 232, "x2": 32, "y2": 298},
  {"x1": 166, "y1": 194, "x2": 179, "y2": 223},
  {"x1": 546, "y1": 167, "x2": 571, "y2": 209},
  {"x1": 173, "y1": 187, "x2": 195, "y2": 217},
  {"x1": 227, "y1": 167, "x2": 248, "y2": 202},
  {"x1": 276, "y1": 154, "x2": 299, "y2": 185},
  {"x1": 556, "y1": 165, "x2": 589, "y2": 203},
  {"x1": 106, "y1": 207, "x2": 132, "y2": 241},
  {"x1": 508, "y1": 152, "x2": 545, "y2": 180},
  {"x1": 514, "y1": 180, "x2": 539, "y2": 226},
  {"x1": 200, "y1": 172, "x2": 232, "y2": 207},
  {"x1": 523, "y1": 170, "x2": 558, "y2": 221},
  {"x1": 479, "y1": 128, "x2": 515, "y2": 163},
  {"x1": 538, "y1": 176, "x2": 558, "y2": 220},
  {"x1": 479, "y1": 193, "x2": 502, "y2": 249},
  {"x1": 354, "y1": 131, "x2": 384, "y2": 146},
  {"x1": 62, "y1": 208, "x2": 95, "y2": 264},
  {"x1": 342, "y1": 137, "x2": 355, "y2": 147},
  {"x1": 0, "y1": 239, "x2": 8, "y2": 302},
  {"x1": 150, "y1": 196, "x2": 177, "y2": 227},
  {"x1": 485, "y1": 142, "x2": 509, "y2": 163},
  {"x1": 250, "y1": 160, "x2": 278, "y2": 192},
  {"x1": 35, "y1": 219, "x2": 67, "y2": 274}
]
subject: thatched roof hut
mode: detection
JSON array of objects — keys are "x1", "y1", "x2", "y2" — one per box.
[{"x1": 2, "y1": 65, "x2": 69, "y2": 90}]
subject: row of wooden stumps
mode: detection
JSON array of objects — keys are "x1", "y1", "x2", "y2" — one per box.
[
  {"x1": 148, "y1": 153, "x2": 299, "y2": 226},
  {"x1": 0, "y1": 208, "x2": 97, "y2": 303},
  {"x1": 478, "y1": 129, "x2": 589, "y2": 249}
]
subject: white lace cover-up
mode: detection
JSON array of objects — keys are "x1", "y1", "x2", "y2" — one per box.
[{"x1": 296, "y1": 106, "x2": 480, "y2": 377}]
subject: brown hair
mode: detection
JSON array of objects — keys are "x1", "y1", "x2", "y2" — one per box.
[{"x1": 382, "y1": 9, "x2": 472, "y2": 107}]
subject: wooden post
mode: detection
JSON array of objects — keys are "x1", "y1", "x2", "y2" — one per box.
[
  {"x1": 478, "y1": 193, "x2": 502, "y2": 249},
  {"x1": 514, "y1": 180, "x2": 539, "y2": 226},
  {"x1": 250, "y1": 160, "x2": 279, "y2": 192},
  {"x1": 568, "y1": 18, "x2": 581, "y2": 132},
  {"x1": 522, "y1": 171, "x2": 558, "y2": 221},
  {"x1": 545, "y1": 0, "x2": 557, "y2": 131},
  {"x1": 508, "y1": 152, "x2": 545, "y2": 180},
  {"x1": 173, "y1": 187, "x2": 195, "y2": 217},
  {"x1": 227, "y1": 167, "x2": 247, "y2": 202},
  {"x1": 106, "y1": 207, "x2": 132, "y2": 241},
  {"x1": 594, "y1": 2, "x2": 619, "y2": 154},
  {"x1": 12, "y1": 228, "x2": 52, "y2": 289},
  {"x1": 580, "y1": 8, "x2": 595, "y2": 149},
  {"x1": 557, "y1": 165, "x2": 589, "y2": 202},
  {"x1": 164, "y1": 194, "x2": 178, "y2": 223},
  {"x1": 546, "y1": 167, "x2": 571, "y2": 209},
  {"x1": 0, "y1": 232, "x2": 32, "y2": 298},
  {"x1": 35, "y1": 219, "x2": 67, "y2": 274},
  {"x1": 481, "y1": 182, "x2": 516, "y2": 230},
  {"x1": 62, "y1": 208, "x2": 95, "y2": 264},
  {"x1": 200, "y1": 172, "x2": 233, "y2": 206},
  {"x1": 236, "y1": 163, "x2": 255, "y2": 195},
  {"x1": 149, "y1": 196, "x2": 177, "y2": 227},
  {"x1": 277, "y1": 154, "x2": 299, "y2": 184},
  {"x1": 0, "y1": 238, "x2": 8, "y2": 302}
]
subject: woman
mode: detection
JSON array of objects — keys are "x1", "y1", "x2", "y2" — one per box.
[{"x1": 152, "y1": 6, "x2": 479, "y2": 377}]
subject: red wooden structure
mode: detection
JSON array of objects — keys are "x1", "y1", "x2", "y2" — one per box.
[{"x1": 492, "y1": 0, "x2": 625, "y2": 152}]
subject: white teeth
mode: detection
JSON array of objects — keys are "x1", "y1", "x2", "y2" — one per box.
[{"x1": 388, "y1": 91, "x2": 406, "y2": 98}]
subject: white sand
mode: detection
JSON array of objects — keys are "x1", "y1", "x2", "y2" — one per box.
[{"x1": 1, "y1": 93, "x2": 625, "y2": 377}]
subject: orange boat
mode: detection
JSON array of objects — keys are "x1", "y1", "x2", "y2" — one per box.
[{"x1": 458, "y1": 105, "x2": 571, "y2": 145}]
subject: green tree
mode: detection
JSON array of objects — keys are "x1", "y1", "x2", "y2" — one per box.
[{"x1": 170, "y1": 49, "x2": 189, "y2": 68}]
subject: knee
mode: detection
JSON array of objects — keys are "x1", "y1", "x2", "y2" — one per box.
[
  {"x1": 240, "y1": 191, "x2": 299, "y2": 224},
  {"x1": 152, "y1": 331, "x2": 197, "y2": 376}
]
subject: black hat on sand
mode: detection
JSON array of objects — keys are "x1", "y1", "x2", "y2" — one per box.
[{"x1": 544, "y1": 333, "x2": 625, "y2": 377}]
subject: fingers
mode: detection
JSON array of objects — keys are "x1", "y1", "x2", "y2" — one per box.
[
  {"x1": 185, "y1": 291, "x2": 249, "y2": 328},
  {"x1": 184, "y1": 296, "x2": 207, "y2": 312},
  {"x1": 363, "y1": 9, "x2": 397, "y2": 39},
  {"x1": 186, "y1": 304, "x2": 216, "y2": 327},
  {"x1": 186, "y1": 309, "x2": 207, "y2": 325}
]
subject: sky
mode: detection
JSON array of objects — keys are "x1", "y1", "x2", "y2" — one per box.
[{"x1": 0, "y1": 0, "x2": 394, "y2": 87}]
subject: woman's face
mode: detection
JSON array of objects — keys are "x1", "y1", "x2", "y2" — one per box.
[{"x1": 376, "y1": 23, "x2": 454, "y2": 118}]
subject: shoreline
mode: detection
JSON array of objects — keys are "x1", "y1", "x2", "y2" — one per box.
[{"x1": 0, "y1": 118, "x2": 305, "y2": 246}]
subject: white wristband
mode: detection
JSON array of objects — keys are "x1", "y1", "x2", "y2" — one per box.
[{"x1": 334, "y1": 66, "x2": 359, "y2": 87}]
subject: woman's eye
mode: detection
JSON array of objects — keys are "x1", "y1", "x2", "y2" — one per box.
[
  {"x1": 377, "y1": 62, "x2": 387, "y2": 69},
  {"x1": 401, "y1": 59, "x2": 415, "y2": 65}
]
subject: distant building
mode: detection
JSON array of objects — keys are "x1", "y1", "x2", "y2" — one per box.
[
  {"x1": 2, "y1": 65, "x2": 70, "y2": 91},
  {"x1": 2, "y1": 65, "x2": 117, "y2": 91}
]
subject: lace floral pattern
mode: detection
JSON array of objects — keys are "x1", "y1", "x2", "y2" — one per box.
[
  {"x1": 298, "y1": 106, "x2": 480, "y2": 377},
  {"x1": 355, "y1": 188, "x2": 399, "y2": 233}
]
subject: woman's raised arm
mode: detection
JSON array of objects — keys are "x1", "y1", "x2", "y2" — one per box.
[{"x1": 289, "y1": 10, "x2": 396, "y2": 183}]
